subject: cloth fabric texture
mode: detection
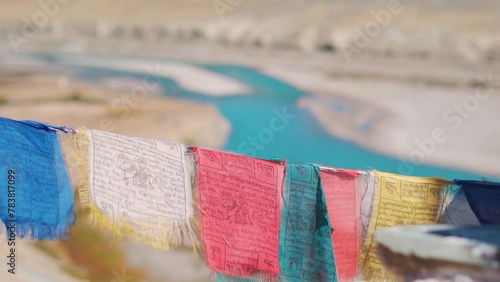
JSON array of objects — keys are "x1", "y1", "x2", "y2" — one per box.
[
  {"x1": 280, "y1": 163, "x2": 337, "y2": 282},
  {"x1": 195, "y1": 148, "x2": 284, "y2": 280},
  {"x1": 359, "y1": 171, "x2": 450, "y2": 281},
  {"x1": 456, "y1": 180, "x2": 500, "y2": 225},
  {"x1": 320, "y1": 167, "x2": 362, "y2": 281},
  {"x1": 74, "y1": 128, "x2": 198, "y2": 249},
  {"x1": 0, "y1": 117, "x2": 75, "y2": 239}
]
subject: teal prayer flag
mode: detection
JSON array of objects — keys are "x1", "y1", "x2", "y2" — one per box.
[{"x1": 279, "y1": 163, "x2": 337, "y2": 281}]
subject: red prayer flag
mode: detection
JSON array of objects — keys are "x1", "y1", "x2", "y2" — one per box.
[
  {"x1": 195, "y1": 148, "x2": 285, "y2": 278},
  {"x1": 320, "y1": 168, "x2": 362, "y2": 281}
]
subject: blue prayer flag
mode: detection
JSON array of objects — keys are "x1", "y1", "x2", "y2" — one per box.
[
  {"x1": 0, "y1": 117, "x2": 75, "y2": 239},
  {"x1": 456, "y1": 180, "x2": 500, "y2": 225}
]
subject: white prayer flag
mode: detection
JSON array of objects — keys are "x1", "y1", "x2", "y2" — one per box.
[{"x1": 75, "y1": 129, "x2": 198, "y2": 249}]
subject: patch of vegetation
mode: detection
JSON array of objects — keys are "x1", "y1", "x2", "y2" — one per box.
[
  {"x1": 318, "y1": 43, "x2": 336, "y2": 53},
  {"x1": 60, "y1": 90, "x2": 103, "y2": 104},
  {"x1": 0, "y1": 94, "x2": 8, "y2": 105},
  {"x1": 68, "y1": 91, "x2": 83, "y2": 101},
  {"x1": 469, "y1": 79, "x2": 494, "y2": 89},
  {"x1": 107, "y1": 106, "x2": 143, "y2": 119}
]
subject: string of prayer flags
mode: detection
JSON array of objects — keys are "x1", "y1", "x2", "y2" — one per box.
[
  {"x1": 0, "y1": 117, "x2": 75, "y2": 239},
  {"x1": 73, "y1": 129, "x2": 198, "y2": 249},
  {"x1": 456, "y1": 180, "x2": 500, "y2": 225},
  {"x1": 320, "y1": 167, "x2": 362, "y2": 281},
  {"x1": 280, "y1": 163, "x2": 337, "y2": 282},
  {"x1": 3, "y1": 113, "x2": 500, "y2": 282},
  {"x1": 194, "y1": 148, "x2": 285, "y2": 279},
  {"x1": 358, "y1": 171, "x2": 451, "y2": 281}
]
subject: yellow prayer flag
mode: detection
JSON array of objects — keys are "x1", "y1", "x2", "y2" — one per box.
[{"x1": 358, "y1": 171, "x2": 451, "y2": 281}]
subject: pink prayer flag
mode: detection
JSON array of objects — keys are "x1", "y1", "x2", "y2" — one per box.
[
  {"x1": 320, "y1": 168, "x2": 362, "y2": 281},
  {"x1": 195, "y1": 148, "x2": 285, "y2": 278}
]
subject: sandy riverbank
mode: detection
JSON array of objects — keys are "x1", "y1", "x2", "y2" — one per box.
[
  {"x1": 142, "y1": 40, "x2": 498, "y2": 178},
  {"x1": 264, "y1": 66, "x2": 500, "y2": 177},
  {"x1": 56, "y1": 56, "x2": 250, "y2": 96},
  {"x1": 0, "y1": 68, "x2": 231, "y2": 147},
  {"x1": 116, "y1": 40, "x2": 500, "y2": 177},
  {"x1": 97, "y1": 40, "x2": 500, "y2": 178}
]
